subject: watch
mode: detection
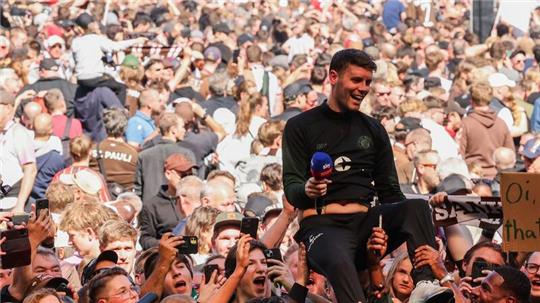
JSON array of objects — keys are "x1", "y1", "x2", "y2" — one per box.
[
  {"x1": 201, "y1": 112, "x2": 209, "y2": 120},
  {"x1": 440, "y1": 273, "x2": 455, "y2": 285}
]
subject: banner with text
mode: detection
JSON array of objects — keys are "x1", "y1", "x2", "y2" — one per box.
[
  {"x1": 501, "y1": 173, "x2": 540, "y2": 252},
  {"x1": 404, "y1": 194, "x2": 502, "y2": 232}
]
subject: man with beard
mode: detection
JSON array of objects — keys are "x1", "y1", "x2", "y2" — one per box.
[
  {"x1": 282, "y1": 49, "x2": 450, "y2": 302},
  {"x1": 400, "y1": 150, "x2": 440, "y2": 194},
  {"x1": 522, "y1": 251, "x2": 540, "y2": 303},
  {"x1": 126, "y1": 89, "x2": 161, "y2": 148}
]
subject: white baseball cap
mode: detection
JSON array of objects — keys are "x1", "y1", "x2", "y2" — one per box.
[
  {"x1": 488, "y1": 73, "x2": 515, "y2": 88},
  {"x1": 46, "y1": 35, "x2": 65, "y2": 49}
]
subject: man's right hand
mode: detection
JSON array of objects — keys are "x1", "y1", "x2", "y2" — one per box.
[
  {"x1": 305, "y1": 177, "x2": 331, "y2": 199},
  {"x1": 158, "y1": 233, "x2": 184, "y2": 264},
  {"x1": 27, "y1": 209, "x2": 54, "y2": 246}
]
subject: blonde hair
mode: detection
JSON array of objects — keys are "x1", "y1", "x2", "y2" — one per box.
[
  {"x1": 399, "y1": 99, "x2": 427, "y2": 116},
  {"x1": 425, "y1": 51, "x2": 445, "y2": 71},
  {"x1": 185, "y1": 206, "x2": 220, "y2": 254},
  {"x1": 257, "y1": 120, "x2": 285, "y2": 147},
  {"x1": 235, "y1": 93, "x2": 265, "y2": 136},
  {"x1": 45, "y1": 182, "x2": 75, "y2": 213},
  {"x1": 60, "y1": 201, "x2": 119, "y2": 233},
  {"x1": 23, "y1": 288, "x2": 61, "y2": 303},
  {"x1": 385, "y1": 253, "x2": 411, "y2": 299},
  {"x1": 505, "y1": 88, "x2": 523, "y2": 127},
  {"x1": 69, "y1": 135, "x2": 92, "y2": 162},
  {"x1": 470, "y1": 82, "x2": 493, "y2": 107},
  {"x1": 99, "y1": 219, "x2": 138, "y2": 249}
]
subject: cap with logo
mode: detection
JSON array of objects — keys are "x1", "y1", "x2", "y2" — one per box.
[{"x1": 213, "y1": 212, "x2": 243, "y2": 234}]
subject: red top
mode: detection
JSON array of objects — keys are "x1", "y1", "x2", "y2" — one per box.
[{"x1": 52, "y1": 115, "x2": 83, "y2": 139}]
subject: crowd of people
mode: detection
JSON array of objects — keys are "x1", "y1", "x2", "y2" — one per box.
[{"x1": 0, "y1": 0, "x2": 539, "y2": 302}]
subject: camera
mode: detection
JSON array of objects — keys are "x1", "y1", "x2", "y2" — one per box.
[{"x1": 0, "y1": 180, "x2": 12, "y2": 199}]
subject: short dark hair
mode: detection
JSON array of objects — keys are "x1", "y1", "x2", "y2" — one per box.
[
  {"x1": 493, "y1": 266, "x2": 531, "y2": 303},
  {"x1": 463, "y1": 241, "x2": 504, "y2": 266},
  {"x1": 329, "y1": 48, "x2": 377, "y2": 75},
  {"x1": 87, "y1": 267, "x2": 130, "y2": 303},
  {"x1": 144, "y1": 251, "x2": 193, "y2": 279},
  {"x1": 225, "y1": 240, "x2": 267, "y2": 278},
  {"x1": 533, "y1": 45, "x2": 540, "y2": 64},
  {"x1": 103, "y1": 108, "x2": 128, "y2": 138}
]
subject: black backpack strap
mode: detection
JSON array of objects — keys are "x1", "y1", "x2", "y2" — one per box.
[
  {"x1": 62, "y1": 117, "x2": 73, "y2": 140},
  {"x1": 96, "y1": 142, "x2": 108, "y2": 179}
]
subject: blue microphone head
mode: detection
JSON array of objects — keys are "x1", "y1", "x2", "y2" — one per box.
[{"x1": 310, "y1": 152, "x2": 333, "y2": 179}]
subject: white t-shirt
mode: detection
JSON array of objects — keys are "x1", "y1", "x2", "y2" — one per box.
[
  {"x1": 283, "y1": 34, "x2": 315, "y2": 62},
  {"x1": 421, "y1": 118, "x2": 460, "y2": 161},
  {"x1": 217, "y1": 116, "x2": 267, "y2": 173}
]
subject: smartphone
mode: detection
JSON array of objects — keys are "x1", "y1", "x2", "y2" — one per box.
[
  {"x1": 35, "y1": 198, "x2": 49, "y2": 216},
  {"x1": 203, "y1": 264, "x2": 219, "y2": 284},
  {"x1": 11, "y1": 213, "x2": 30, "y2": 225},
  {"x1": 264, "y1": 248, "x2": 283, "y2": 262},
  {"x1": 471, "y1": 260, "x2": 493, "y2": 286},
  {"x1": 177, "y1": 236, "x2": 198, "y2": 255},
  {"x1": 1, "y1": 228, "x2": 31, "y2": 269},
  {"x1": 240, "y1": 217, "x2": 259, "y2": 239}
]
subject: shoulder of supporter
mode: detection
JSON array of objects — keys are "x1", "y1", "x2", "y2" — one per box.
[{"x1": 11, "y1": 123, "x2": 37, "y2": 163}]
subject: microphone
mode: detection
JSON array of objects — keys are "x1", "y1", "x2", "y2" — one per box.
[
  {"x1": 137, "y1": 293, "x2": 158, "y2": 303},
  {"x1": 310, "y1": 152, "x2": 333, "y2": 215}
]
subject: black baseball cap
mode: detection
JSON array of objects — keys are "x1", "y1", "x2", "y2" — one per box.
[
  {"x1": 213, "y1": 22, "x2": 231, "y2": 34},
  {"x1": 244, "y1": 195, "x2": 274, "y2": 218},
  {"x1": 74, "y1": 13, "x2": 95, "y2": 29},
  {"x1": 283, "y1": 80, "x2": 312, "y2": 102},
  {"x1": 39, "y1": 58, "x2": 59, "y2": 71},
  {"x1": 81, "y1": 250, "x2": 118, "y2": 285}
]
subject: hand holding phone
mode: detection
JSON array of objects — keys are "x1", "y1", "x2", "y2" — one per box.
[
  {"x1": 35, "y1": 199, "x2": 49, "y2": 217},
  {"x1": 177, "y1": 236, "x2": 198, "y2": 255},
  {"x1": 264, "y1": 248, "x2": 283, "y2": 262},
  {"x1": 203, "y1": 264, "x2": 219, "y2": 284}
]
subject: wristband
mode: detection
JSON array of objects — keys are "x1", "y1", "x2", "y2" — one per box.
[
  {"x1": 201, "y1": 113, "x2": 209, "y2": 120},
  {"x1": 440, "y1": 272, "x2": 455, "y2": 285}
]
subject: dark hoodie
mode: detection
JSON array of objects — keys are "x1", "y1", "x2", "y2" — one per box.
[{"x1": 458, "y1": 109, "x2": 514, "y2": 179}]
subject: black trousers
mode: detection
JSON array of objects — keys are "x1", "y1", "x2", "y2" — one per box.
[
  {"x1": 78, "y1": 75, "x2": 127, "y2": 105},
  {"x1": 294, "y1": 199, "x2": 437, "y2": 303}
]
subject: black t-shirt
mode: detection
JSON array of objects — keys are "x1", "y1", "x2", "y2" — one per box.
[
  {"x1": 169, "y1": 87, "x2": 205, "y2": 104},
  {"x1": 282, "y1": 102, "x2": 404, "y2": 210},
  {"x1": 527, "y1": 91, "x2": 540, "y2": 105},
  {"x1": 1, "y1": 285, "x2": 20, "y2": 303}
]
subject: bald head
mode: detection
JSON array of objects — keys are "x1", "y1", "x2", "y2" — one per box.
[
  {"x1": 33, "y1": 113, "x2": 53, "y2": 138},
  {"x1": 138, "y1": 89, "x2": 159, "y2": 108},
  {"x1": 493, "y1": 147, "x2": 516, "y2": 170},
  {"x1": 201, "y1": 180, "x2": 236, "y2": 212},
  {"x1": 380, "y1": 42, "x2": 397, "y2": 60},
  {"x1": 405, "y1": 128, "x2": 432, "y2": 160},
  {"x1": 23, "y1": 101, "x2": 42, "y2": 128}
]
